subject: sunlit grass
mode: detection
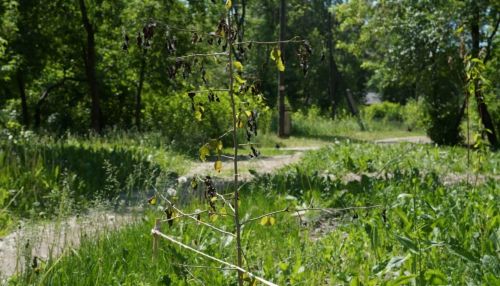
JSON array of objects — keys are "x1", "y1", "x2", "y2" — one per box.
[{"x1": 9, "y1": 140, "x2": 499, "y2": 285}]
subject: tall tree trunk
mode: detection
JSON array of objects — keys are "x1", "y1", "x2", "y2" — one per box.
[
  {"x1": 325, "y1": 0, "x2": 339, "y2": 117},
  {"x1": 16, "y1": 71, "x2": 29, "y2": 127},
  {"x1": 232, "y1": 0, "x2": 246, "y2": 62},
  {"x1": 79, "y1": 0, "x2": 102, "y2": 133},
  {"x1": 470, "y1": 4, "x2": 498, "y2": 147},
  {"x1": 277, "y1": 0, "x2": 287, "y2": 137},
  {"x1": 135, "y1": 51, "x2": 147, "y2": 131}
]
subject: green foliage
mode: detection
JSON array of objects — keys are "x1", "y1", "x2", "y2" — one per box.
[
  {"x1": 14, "y1": 141, "x2": 499, "y2": 285},
  {"x1": 143, "y1": 89, "x2": 270, "y2": 152},
  {"x1": 423, "y1": 56, "x2": 463, "y2": 145},
  {"x1": 402, "y1": 98, "x2": 427, "y2": 131},
  {"x1": 0, "y1": 132, "x2": 189, "y2": 227},
  {"x1": 362, "y1": 100, "x2": 427, "y2": 132},
  {"x1": 363, "y1": 101, "x2": 403, "y2": 122},
  {"x1": 292, "y1": 106, "x2": 361, "y2": 138}
]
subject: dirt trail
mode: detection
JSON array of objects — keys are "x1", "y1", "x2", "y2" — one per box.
[
  {"x1": 374, "y1": 135, "x2": 431, "y2": 144},
  {"x1": 0, "y1": 146, "x2": 319, "y2": 280},
  {"x1": 186, "y1": 148, "x2": 318, "y2": 181},
  {"x1": 0, "y1": 210, "x2": 138, "y2": 279}
]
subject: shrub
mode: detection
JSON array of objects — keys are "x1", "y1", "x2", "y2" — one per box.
[
  {"x1": 402, "y1": 98, "x2": 427, "y2": 131},
  {"x1": 142, "y1": 90, "x2": 270, "y2": 152},
  {"x1": 292, "y1": 106, "x2": 361, "y2": 137},
  {"x1": 424, "y1": 82, "x2": 462, "y2": 145},
  {"x1": 363, "y1": 101, "x2": 403, "y2": 122}
]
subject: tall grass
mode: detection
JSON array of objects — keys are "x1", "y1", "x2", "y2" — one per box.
[
  {"x1": 0, "y1": 131, "x2": 191, "y2": 233},
  {"x1": 291, "y1": 106, "x2": 424, "y2": 142},
  {"x1": 10, "y1": 141, "x2": 499, "y2": 285}
]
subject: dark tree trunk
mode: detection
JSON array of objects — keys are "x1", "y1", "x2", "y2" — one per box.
[
  {"x1": 79, "y1": 0, "x2": 102, "y2": 133},
  {"x1": 278, "y1": 0, "x2": 287, "y2": 138},
  {"x1": 135, "y1": 51, "x2": 147, "y2": 131},
  {"x1": 470, "y1": 5, "x2": 498, "y2": 147},
  {"x1": 16, "y1": 71, "x2": 29, "y2": 127},
  {"x1": 325, "y1": 0, "x2": 340, "y2": 117},
  {"x1": 231, "y1": 0, "x2": 246, "y2": 62}
]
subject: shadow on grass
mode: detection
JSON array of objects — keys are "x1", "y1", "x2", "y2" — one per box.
[{"x1": 1, "y1": 142, "x2": 176, "y2": 217}]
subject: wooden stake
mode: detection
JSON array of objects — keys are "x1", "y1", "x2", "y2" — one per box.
[{"x1": 152, "y1": 218, "x2": 161, "y2": 262}]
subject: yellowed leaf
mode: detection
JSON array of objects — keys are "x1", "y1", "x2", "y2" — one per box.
[
  {"x1": 214, "y1": 160, "x2": 222, "y2": 173},
  {"x1": 234, "y1": 74, "x2": 246, "y2": 84},
  {"x1": 194, "y1": 110, "x2": 203, "y2": 121},
  {"x1": 210, "y1": 213, "x2": 219, "y2": 222},
  {"x1": 147, "y1": 195, "x2": 157, "y2": 205},
  {"x1": 269, "y1": 216, "x2": 276, "y2": 225},
  {"x1": 233, "y1": 61, "x2": 243, "y2": 71},
  {"x1": 199, "y1": 145, "x2": 210, "y2": 161},
  {"x1": 276, "y1": 57, "x2": 285, "y2": 71},
  {"x1": 225, "y1": 0, "x2": 232, "y2": 10},
  {"x1": 260, "y1": 216, "x2": 276, "y2": 226}
]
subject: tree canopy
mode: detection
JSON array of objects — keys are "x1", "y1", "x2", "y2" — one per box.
[{"x1": 1, "y1": 0, "x2": 499, "y2": 146}]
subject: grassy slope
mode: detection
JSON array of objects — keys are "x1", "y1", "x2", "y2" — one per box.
[{"x1": 0, "y1": 132, "x2": 191, "y2": 235}]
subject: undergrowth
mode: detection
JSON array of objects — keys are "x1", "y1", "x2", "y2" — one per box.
[
  {"x1": 0, "y1": 132, "x2": 190, "y2": 233},
  {"x1": 9, "y1": 141, "x2": 498, "y2": 285}
]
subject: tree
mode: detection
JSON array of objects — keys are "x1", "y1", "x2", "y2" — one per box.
[
  {"x1": 335, "y1": 0, "x2": 499, "y2": 146},
  {"x1": 78, "y1": 0, "x2": 102, "y2": 133}
]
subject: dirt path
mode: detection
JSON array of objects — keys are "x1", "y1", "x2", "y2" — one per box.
[
  {"x1": 0, "y1": 210, "x2": 138, "y2": 279},
  {"x1": 374, "y1": 135, "x2": 431, "y2": 144},
  {"x1": 186, "y1": 147, "x2": 319, "y2": 181},
  {"x1": 0, "y1": 146, "x2": 319, "y2": 280}
]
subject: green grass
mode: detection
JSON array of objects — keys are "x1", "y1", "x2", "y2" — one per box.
[
  {"x1": 0, "y1": 132, "x2": 192, "y2": 233},
  {"x1": 291, "y1": 108, "x2": 425, "y2": 143},
  {"x1": 10, "y1": 140, "x2": 499, "y2": 285}
]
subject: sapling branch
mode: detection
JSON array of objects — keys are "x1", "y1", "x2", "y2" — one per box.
[
  {"x1": 151, "y1": 229, "x2": 278, "y2": 286},
  {"x1": 235, "y1": 36, "x2": 305, "y2": 45},
  {"x1": 153, "y1": 187, "x2": 235, "y2": 237},
  {"x1": 172, "y1": 52, "x2": 228, "y2": 60},
  {"x1": 216, "y1": 193, "x2": 236, "y2": 214},
  {"x1": 220, "y1": 155, "x2": 235, "y2": 160},
  {"x1": 173, "y1": 263, "x2": 238, "y2": 271},
  {"x1": 187, "y1": 89, "x2": 230, "y2": 94},
  {"x1": 241, "y1": 205, "x2": 382, "y2": 225},
  {"x1": 161, "y1": 210, "x2": 208, "y2": 222},
  {"x1": 226, "y1": 11, "x2": 245, "y2": 286},
  {"x1": 241, "y1": 207, "x2": 289, "y2": 225},
  {"x1": 152, "y1": 21, "x2": 225, "y2": 38}
]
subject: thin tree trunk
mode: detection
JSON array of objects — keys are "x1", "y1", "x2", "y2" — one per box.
[
  {"x1": 135, "y1": 50, "x2": 147, "y2": 131},
  {"x1": 16, "y1": 71, "x2": 29, "y2": 127},
  {"x1": 470, "y1": 5, "x2": 498, "y2": 147},
  {"x1": 278, "y1": 0, "x2": 286, "y2": 137},
  {"x1": 227, "y1": 12, "x2": 243, "y2": 286},
  {"x1": 326, "y1": 0, "x2": 339, "y2": 117},
  {"x1": 79, "y1": 0, "x2": 102, "y2": 133}
]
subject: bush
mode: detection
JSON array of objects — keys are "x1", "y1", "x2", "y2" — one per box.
[
  {"x1": 363, "y1": 101, "x2": 403, "y2": 122},
  {"x1": 402, "y1": 98, "x2": 427, "y2": 131},
  {"x1": 424, "y1": 72, "x2": 463, "y2": 145},
  {"x1": 292, "y1": 106, "x2": 361, "y2": 137},
  {"x1": 142, "y1": 90, "x2": 271, "y2": 152}
]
